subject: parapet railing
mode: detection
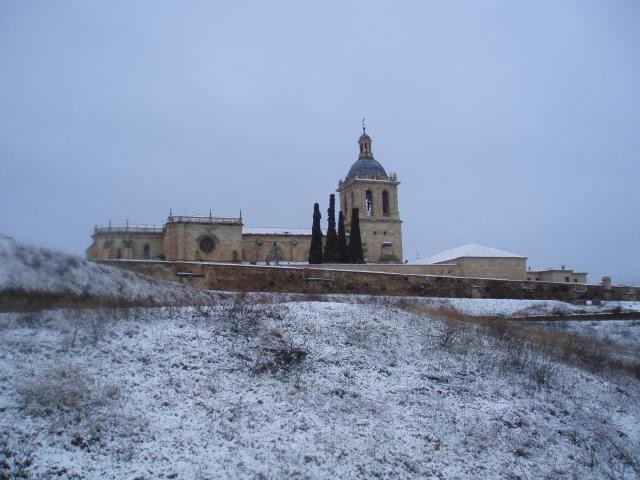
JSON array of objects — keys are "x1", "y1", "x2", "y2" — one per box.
[
  {"x1": 95, "y1": 225, "x2": 164, "y2": 234},
  {"x1": 338, "y1": 172, "x2": 399, "y2": 185},
  {"x1": 167, "y1": 215, "x2": 242, "y2": 225}
]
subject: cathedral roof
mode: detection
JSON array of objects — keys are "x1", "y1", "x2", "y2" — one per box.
[{"x1": 346, "y1": 157, "x2": 388, "y2": 179}]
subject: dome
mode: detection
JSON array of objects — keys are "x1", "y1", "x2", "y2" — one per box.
[
  {"x1": 359, "y1": 133, "x2": 371, "y2": 141},
  {"x1": 346, "y1": 157, "x2": 388, "y2": 179}
]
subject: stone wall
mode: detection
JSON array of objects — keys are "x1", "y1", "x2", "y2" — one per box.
[
  {"x1": 359, "y1": 218, "x2": 403, "y2": 263},
  {"x1": 306, "y1": 258, "x2": 525, "y2": 281},
  {"x1": 305, "y1": 263, "x2": 464, "y2": 276},
  {"x1": 457, "y1": 257, "x2": 526, "y2": 281},
  {"x1": 99, "y1": 260, "x2": 638, "y2": 303},
  {"x1": 241, "y1": 234, "x2": 312, "y2": 263},
  {"x1": 88, "y1": 232, "x2": 164, "y2": 260},
  {"x1": 527, "y1": 270, "x2": 588, "y2": 283}
]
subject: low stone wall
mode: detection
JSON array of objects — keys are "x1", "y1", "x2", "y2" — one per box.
[
  {"x1": 305, "y1": 263, "x2": 463, "y2": 276},
  {"x1": 98, "y1": 260, "x2": 638, "y2": 302},
  {"x1": 305, "y1": 258, "x2": 526, "y2": 281}
]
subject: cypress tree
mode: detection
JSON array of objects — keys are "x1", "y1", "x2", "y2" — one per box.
[
  {"x1": 346, "y1": 208, "x2": 364, "y2": 264},
  {"x1": 337, "y1": 210, "x2": 348, "y2": 263},
  {"x1": 323, "y1": 194, "x2": 339, "y2": 263},
  {"x1": 308, "y1": 203, "x2": 323, "y2": 264}
]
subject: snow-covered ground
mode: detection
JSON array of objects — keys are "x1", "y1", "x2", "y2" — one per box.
[
  {"x1": 1, "y1": 297, "x2": 639, "y2": 479},
  {"x1": 2, "y1": 236, "x2": 640, "y2": 478},
  {"x1": 411, "y1": 297, "x2": 640, "y2": 317},
  {"x1": 270, "y1": 293, "x2": 640, "y2": 318},
  {"x1": 0, "y1": 234, "x2": 212, "y2": 305}
]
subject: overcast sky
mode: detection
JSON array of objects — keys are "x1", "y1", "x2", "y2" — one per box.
[{"x1": 1, "y1": 1, "x2": 639, "y2": 284}]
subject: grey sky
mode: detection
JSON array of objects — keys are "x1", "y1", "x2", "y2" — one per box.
[{"x1": 1, "y1": 1, "x2": 639, "y2": 284}]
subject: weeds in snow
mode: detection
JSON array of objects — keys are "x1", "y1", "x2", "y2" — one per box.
[{"x1": 18, "y1": 365, "x2": 98, "y2": 417}]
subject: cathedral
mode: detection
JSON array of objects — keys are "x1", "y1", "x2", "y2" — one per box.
[{"x1": 86, "y1": 127, "x2": 404, "y2": 264}]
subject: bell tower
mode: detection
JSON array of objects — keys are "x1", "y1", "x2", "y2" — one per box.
[{"x1": 337, "y1": 123, "x2": 403, "y2": 263}]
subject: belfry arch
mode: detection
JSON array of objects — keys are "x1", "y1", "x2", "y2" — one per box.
[
  {"x1": 365, "y1": 190, "x2": 373, "y2": 216},
  {"x1": 382, "y1": 190, "x2": 390, "y2": 216}
]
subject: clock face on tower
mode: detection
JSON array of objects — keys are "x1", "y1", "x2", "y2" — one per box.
[{"x1": 199, "y1": 237, "x2": 215, "y2": 253}]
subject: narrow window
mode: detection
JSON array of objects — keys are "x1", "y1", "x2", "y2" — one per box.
[
  {"x1": 382, "y1": 191, "x2": 390, "y2": 216},
  {"x1": 365, "y1": 190, "x2": 373, "y2": 216},
  {"x1": 565, "y1": 276, "x2": 570, "y2": 282},
  {"x1": 143, "y1": 244, "x2": 150, "y2": 259},
  {"x1": 116, "y1": 248, "x2": 122, "y2": 259}
]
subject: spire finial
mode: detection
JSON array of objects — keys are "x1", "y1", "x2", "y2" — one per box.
[{"x1": 362, "y1": 114, "x2": 366, "y2": 134}]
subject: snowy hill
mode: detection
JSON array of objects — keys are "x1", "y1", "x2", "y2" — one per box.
[
  {"x1": 0, "y1": 234, "x2": 212, "y2": 308},
  {"x1": 1, "y1": 295, "x2": 639, "y2": 478}
]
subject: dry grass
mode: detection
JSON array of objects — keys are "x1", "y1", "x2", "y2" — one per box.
[
  {"x1": 403, "y1": 302, "x2": 640, "y2": 381},
  {"x1": 17, "y1": 365, "x2": 119, "y2": 417},
  {"x1": 0, "y1": 287, "x2": 214, "y2": 313}
]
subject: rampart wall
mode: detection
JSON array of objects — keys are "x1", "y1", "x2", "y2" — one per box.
[
  {"x1": 305, "y1": 258, "x2": 526, "y2": 280},
  {"x1": 98, "y1": 260, "x2": 638, "y2": 302}
]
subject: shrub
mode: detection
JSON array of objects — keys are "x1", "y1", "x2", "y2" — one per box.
[
  {"x1": 18, "y1": 365, "x2": 93, "y2": 416},
  {"x1": 250, "y1": 331, "x2": 307, "y2": 374},
  {"x1": 529, "y1": 361, "x2": 558, "y2": 387}
]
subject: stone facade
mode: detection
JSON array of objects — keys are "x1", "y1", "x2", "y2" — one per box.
[
  {"x1": 241, "y1": 229, "x2": 313, "y2": 263},
  {"x1": 454, "y1": 257, "x2": 527, "y2": 281},
  {"x1": 526, "y1": 268, "x2": 588, "y2": 283},
  {"x1": 86, "y1": 226, "x2": 164, "y2": 260},
  {"x1": 87, "y1": 221, "x2": 315, "y2": 264},
  {"x1": 162, "y1": 216, "x2": 243, "y2": 262}
]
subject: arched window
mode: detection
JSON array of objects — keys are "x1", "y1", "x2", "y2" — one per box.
[
  {"x1": 382, "y1": 190, "x2": 390, "y2": 216},
  {"x1": 143, "y1": 244, "x2": 150, "y2": 259},
  {"x1": 365, "y1": 190, "x2": 373, "y2": 216}
]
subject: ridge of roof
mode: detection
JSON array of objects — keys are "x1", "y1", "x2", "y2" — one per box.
[{"x1": 409, "y1": 243, "x2": 526, "y2": 265}]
